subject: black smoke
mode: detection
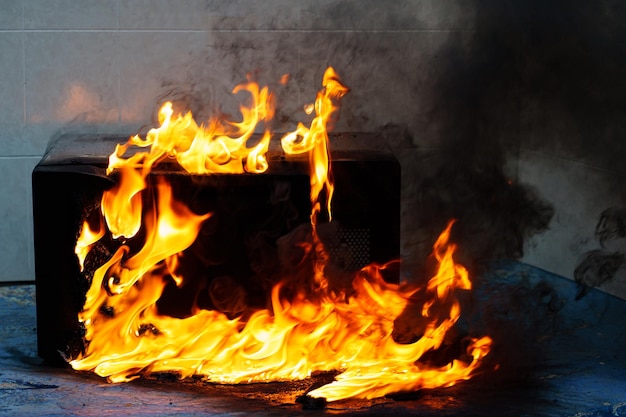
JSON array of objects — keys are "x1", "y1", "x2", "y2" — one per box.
[{"x1": 399, "y1": 1, "x2": 626, "y2": 278}]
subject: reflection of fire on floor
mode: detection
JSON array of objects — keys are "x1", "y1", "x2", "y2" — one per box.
[{"x1": 2, "y1": 261, "x2": 626, "y2": 415}]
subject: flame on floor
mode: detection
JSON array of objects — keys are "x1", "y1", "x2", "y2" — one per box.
[{"x1": 70, "y1": 67, "x2": 491, "y2": 402}]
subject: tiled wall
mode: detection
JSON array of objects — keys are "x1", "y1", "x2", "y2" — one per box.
[{"x1": 1, "y1": 1, "x2": 625, "y2": 300}]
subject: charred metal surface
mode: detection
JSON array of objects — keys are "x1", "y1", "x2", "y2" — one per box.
[{"x1": 2, "y1": 262, "x2": 626, "y2": 416}]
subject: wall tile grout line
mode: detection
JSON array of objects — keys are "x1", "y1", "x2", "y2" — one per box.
[
  {"x1": 519, "y1": 149, "x2": 626, "y2": 177},
  {"x1": 0, "y1": 156, "x2": 42, "y2": 160},
  {"x1": 0, "y1": 28, "x2": 483, "y2": 34}
]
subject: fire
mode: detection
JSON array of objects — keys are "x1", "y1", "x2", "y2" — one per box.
[
  {"x1": 281, "y1": 67, "x2": 349, "y2": 221},
  {"x1": 107, "y1": 78, "x2": 274, "y2": 176},
  {"x1": 307, "y1": 222, "x2": 491, "y2": 401},
  {"x1": 75, "y1": 218, "x2": 104, "y2": 271},
  {"x1": 71, "y1": 67, "x2": 492, "y2": 402}
]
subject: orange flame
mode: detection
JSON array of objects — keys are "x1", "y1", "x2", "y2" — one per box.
[
  {"x1": 281, "y1": 67, "x2": 349, "y2": 221},
  {"x1": 107, "y1": 77, "x2": 275, "y2": 177},
  {"x1": 70, "y1": 68, "x2": 492, "y2": 402},
  {"x1": 75, "y1": 219, "x2": 105, "y2": 271},
  {"x1": 307, "y1": 222, "x2": 492, "y2": 401},
  {"x1": 101, "y1": 166, "x2": 146, "y2": 239}
]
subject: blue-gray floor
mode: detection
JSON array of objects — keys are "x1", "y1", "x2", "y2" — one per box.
[{"x1": 1, "y1": 262, "x2": 625, "y2": 416}]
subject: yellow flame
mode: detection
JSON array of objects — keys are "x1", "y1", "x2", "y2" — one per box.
[
  {"x1": 101, "y1": 166, "x2": 146, "y2": 239},
  {"x1": 307, "y1": 221, "x2": 491, "y2": 401},
  {"x1": 281, "y1": 67, "x2": 349, "y2": 221},
  {"x1": 71, "y1": 68, "x2": 492, "y2": 402},
  {"x1": 75, "y1": 219, "x2": 105, "y2": 271},
  {"x1": 107, "y1": 78, "x2": 275, "y2": 176},
  {"x1": 73, "y1": 217, "x2": 491, "y2": 399}
]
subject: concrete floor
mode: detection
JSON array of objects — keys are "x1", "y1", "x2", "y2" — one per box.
[{"x1": 2, "y1": 262, "x2": 626, "y2": 416}]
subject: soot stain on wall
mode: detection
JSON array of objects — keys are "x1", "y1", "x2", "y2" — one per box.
[
  {"x1": 401, "y1": 2, "x2": 554, "y2": 280},
  {"x1": 575, "y1": 207, "x2": 626, "y2": 299},
  {"x1": 403, "y1": 1, "x2": 626, "y2": 280},
  {"x1": 519, "y1": 0, "x2": 626, "y2": 174}
]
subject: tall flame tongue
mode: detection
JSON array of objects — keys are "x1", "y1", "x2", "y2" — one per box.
[
  {"x1": 71, "y1": 67, "x2": 492, "y2": 402},
  {"x1": 280, "y1": 67, "x2": 349, "y2": 290}
]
